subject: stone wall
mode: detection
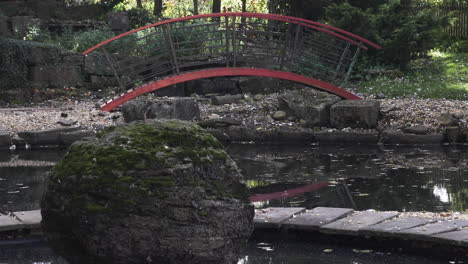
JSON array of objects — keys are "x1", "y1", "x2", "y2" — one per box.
[{"x1": 0, "y1": 38, "x2": 116, "y2": 102}]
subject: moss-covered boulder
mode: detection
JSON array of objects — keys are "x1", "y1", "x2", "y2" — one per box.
[{"x1": 41, "y1": 119, "x2": 254, "y2": 264}]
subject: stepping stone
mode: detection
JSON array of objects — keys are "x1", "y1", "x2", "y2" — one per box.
[
  {"x1": 254, "y1": 207, "x2": 306, "y2": 228},
  {"x1": 13, "y1": 210, "x2": 42, "y2": 228},
  {"x1": 430, "y1": 228, "x2": 468, "y2": 247},
  {"x1": 360, "y1": 217, "x2": 437, "y2": 237},
  {"x1": 397, "y1": 220, "x2": 468, "y2": 240},
  {"x1": 320, "y1": 211, "x2": 398, "y2": 235},
  {"x1": 283, "y1": 207, "x2": 354, "y2": 231},
  {"x1": 0, "y1": 214, "x2": 23, "y2": 231}
]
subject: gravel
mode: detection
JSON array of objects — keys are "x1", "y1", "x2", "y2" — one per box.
[
  {"x1": 0, "y1": 95, "x2": 466, "y2": 135},
  {"x1": 0, "y1": 101, "x2": 121, "y2": 134}
]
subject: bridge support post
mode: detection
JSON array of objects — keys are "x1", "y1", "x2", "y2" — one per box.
[
  {"x1": 342, "y1": 42, "x2": 362, "y2": 86},
  {"x1": 162, "y1": 24, "x2": 180, "y2": 73}
]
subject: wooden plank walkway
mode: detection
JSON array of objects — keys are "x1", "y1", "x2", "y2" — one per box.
[{"x1": 1, "y1": 207, "x2": 468, "y2": 250}]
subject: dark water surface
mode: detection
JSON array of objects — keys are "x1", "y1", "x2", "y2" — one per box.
[
  {"x1": 227, "y1": 144, "x2": 468, "y2": 212},
  {"x1": 0, "y1": 144, "x2": 467, "y2": 263}
]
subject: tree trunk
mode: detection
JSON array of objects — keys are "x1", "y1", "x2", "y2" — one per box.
[
  {"x1": 212, "y1": 0, "x2": 221, "y2": 13},
  {"x1": 136, "y1": 0, "x2": 143, "y2": 8},
  {"x1": 241, "y1": 0, "x2": 246, "y2": 12},
  {"x1": 154, "y1": 0, "x2": 163, "y2": 17},
  {"x1": 193, "y1": 0, "x2": 199, "y2": 15}
]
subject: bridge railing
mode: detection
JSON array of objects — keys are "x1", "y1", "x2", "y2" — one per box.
[{"x1": 83, "y1": 13, "x2": 381, "y2": 93}]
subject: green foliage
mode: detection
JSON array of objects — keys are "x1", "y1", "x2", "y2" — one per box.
[
  {"x1": 27, "y1": 26, "x2": 115, "y2": 53},
  {"x1": 127, "y1": 7, "x2": 155, "y2": 28},
  {"x1": 357, "y1": 52, "x2": 468, "y2": 99},
  {"x1": 323, "y1": 0, "x2": 451, "y2": 70}
]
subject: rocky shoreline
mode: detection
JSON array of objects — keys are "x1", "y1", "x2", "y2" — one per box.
[{"x1": 0, "y1": 91, "x2": 467, "y2": 148}]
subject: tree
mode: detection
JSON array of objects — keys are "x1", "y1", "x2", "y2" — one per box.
[
  {"x1": 242, "y1": 0, "x2": 246, "y2": 12},
  {"x1": 212, "y1": 0, "x2": 221, "y2": 13},
  {"x1": 154, "y1": 0, "x2": 163, "y2": 16},
  {"x1": 193, "y1": 0, "x2": 199, "y2": 15},
  {"x1": 136, "y1": 0, "x2": 143, "y2": 8}
]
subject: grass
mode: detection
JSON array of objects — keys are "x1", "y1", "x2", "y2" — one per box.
[{"x1": 357, "y1": 52, "x2": 468, "y2": 100}]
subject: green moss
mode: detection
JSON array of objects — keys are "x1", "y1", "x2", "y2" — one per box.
[
  {"x1": 51, "y1": 121, "x2": 232, "y2": 214},
  {"x1": 84, "y1": 203, "x2": 109, "y2": 213}
]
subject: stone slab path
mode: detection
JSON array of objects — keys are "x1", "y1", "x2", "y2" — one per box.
[{"x1": 1, "y1": 207, "x2": 468, "y2": 250}]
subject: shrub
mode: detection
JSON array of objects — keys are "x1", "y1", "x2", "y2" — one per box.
[
  {"x1": 126, "y1": 8, "x2": 155, "y2": 29},
  {"x1": 322, "y1": 0, "x2": 451, "y2": 70},
  {"x1": 27, "y1": 26, "x2": 115, "y2": 53}
]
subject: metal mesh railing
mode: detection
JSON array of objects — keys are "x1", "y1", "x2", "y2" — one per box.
[{"x1": 83, "y1": 13, "x2": 380, "y2": 94}]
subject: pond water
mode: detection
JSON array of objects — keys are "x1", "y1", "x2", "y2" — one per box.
[{"x1": 0, "y1": 144, "x2": 467, "y2": 263}]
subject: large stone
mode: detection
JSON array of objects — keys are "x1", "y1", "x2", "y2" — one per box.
[
  {"x1": 84, "y1": 53, "x2": 115, "y2": 76},
  {"x1": 0, "y1": 131, "x2": 11, "y2": 148},
  {"x1": 0, "y1": 13, "x2": 10, "y2": 37},
  {"x1": 59, "y1": 130, "x2": 95, "y2": 145},
  {"x1": 186, "y1": 78, "x2": 240, "y2": 95},
  {"x1": 330, "y1": 100, "x2": 380, "y2": 129},
  {"x1": 29, "y1": 66, "x2": 83, "y2": 87},
  {"x1": 382, "y1": 130, "x2": 444, "y2": 145},
  {"x1": 314, "y1": 130, "x2": 379, "y2": 145},
  {"x1": 29, "y1": 46, "x2": 62, "y2": 65},
  {"x1": 211, "y1": 94, "x2": 243, "y2": 105},
  {"x1": 278, "y1": 89, "x2": 341, "y2": 127},
  {"x1": 238, "y1": 76, "x2": 282, "y2": 94},
  {"x1": 106, "y1": 12, "x2": 129, "y2": 32},
  {"x1": 41, "y1": 120, "x2": 254, "y2": 264},
  {"x1": 122, "y1": 97, "x2": 201, "y2": 123},
  {"x1": 18, "y1": 127, "x2": 80, "y2": 146}
]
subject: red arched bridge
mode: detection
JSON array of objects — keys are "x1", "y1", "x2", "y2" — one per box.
[{"x1": 83, "y1": 12, "x2": 381, "y2": 111}]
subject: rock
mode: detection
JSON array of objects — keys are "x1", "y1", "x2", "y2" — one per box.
[
  {"x1": 278, "y1": 89, "x2": 341, "y2": 127},
  {"x1": 198, "y1": 118, "x2": 242, "y2": 128},
  {"x1": 445, "y1": 126, "x2": 462, "y2": 144},
  {"x1": 57, "y1": 119, "x2": 78, "y2": 127},
  {"x1": 403, "y1": 126, "x2": 430, "y2": 135},
  {"x1": 153, "y1": 84, "x2": 186, "y2": 97},
  {"x1": 0, "y1": 14, "x2": 11, "y2": 37},
  {"x1": 314, "y1": 130, "x2": 379, "y2": 145},
  {"x1": 106, "y1": 11, "x2": 129, "y2": 32},
  {"x1": 186, "y1": 78, "x2": 240, "y2": 95},
  {"x1": 225, "y1": 126, "x2": 315, "y2": 143},
  {"x1": 439, "y1": 112, "x2": 458, "y2": 126},
  {"x1": 375, "y1": 93, "x2": 386, "y2": 99},
  {"x1": 59, "y1": 130, "x2": 95, "y2": 145},
  {"x1": 29, "y1": 66, "x2": 83, "y2": 87},
  {"x1": 41, "y1": 120, "x2": 254, "y2": 264},
  {"x1": 238, "y1": 76, "x2": 281, "y2": 94},
  {"x1": 122, "y1": 97, "x2": 201, "y2": 123},
  {"x1": 18, "y1": 127, "x2": 81, "y2": 146},
  {"x1": 272, "y1": 111, "x2": 287, "y2": 121},
  {"x1": 253, "y1": 94, "x2": 263, "y2": 101},
  {"x1": 211, "y1": 94, "x2": 243, "y2": 105},
  {"x1": 382, "y1": 130, "x2": 444, "y2": 145},
  {"x1": 0, "y1": 131, "x2": 11, "y2": 148},
  {"x1": 330, "y1": 100, "x2": 380, "y2": 129},
  {"x1": 84, "y1": 53, "x2": 114, "y2": 76}
]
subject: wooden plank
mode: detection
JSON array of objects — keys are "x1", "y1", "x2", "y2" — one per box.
[
  {"x1": 397, "y1": 220, "x2": 468, "y2": 239},
  {"x1": 430, "y1": 229, "x2": 468, "y2": 247},
  {"x1": 254, "y1": 207, "x2": 306, "y2": 229},
  {"x1": 360, "y1": 217, "x2": 437, "y2": 238},
  {"x1": 0, "y1": 214, "x2": 23, "y2": 232},
  {"x1": 283, "y1": 207, "x2": 354, "y2": 231},
  {"x1": 320, "y1": 211, "x2": 398, "y2": 235},
  {"x1": 13, "y1": 210, "x2": 42, "y2": 229}
]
